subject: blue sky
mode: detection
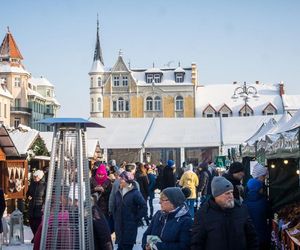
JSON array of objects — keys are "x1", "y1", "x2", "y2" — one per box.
[{"x1": 1, "y1": 0, "x2": 300, "y2": 118}]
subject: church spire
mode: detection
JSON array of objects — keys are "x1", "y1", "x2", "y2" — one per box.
[
  {"x1": 93, "y1": 14, "x2": 104, "y2": 65},
  {"x1": 0, "y1": 28, "x2": 23, "y2": 60}
]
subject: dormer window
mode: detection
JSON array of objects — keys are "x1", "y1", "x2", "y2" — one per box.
[
  {"x1": 154, "y1": 74, "x2": 161, "y2": 83},
  {"x1": 175, "y1": 73, "x2": 184, "y2": 83},
  {"x1": 97, "y1": 77, "x2": 102, "y2": 86},
  {"x1": 122, "y1": 75, "x2": 128, "y2": 86},
  {"x1": 263, "y1": 103, "x2": 277, "y2": 116},
  {"x1": 113, "y1": 76, "x2": 120, "y2": 86},
  {"x1": 203, "y1": 104, "x2": 217, "y2": 118},
  {"x1": 146, "y1": 74, "x2": 154, "y2": 83}
]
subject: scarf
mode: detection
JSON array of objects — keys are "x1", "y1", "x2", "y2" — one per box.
[{"x1": 95, "y1": 164, "x2": 108, "y2": 186}]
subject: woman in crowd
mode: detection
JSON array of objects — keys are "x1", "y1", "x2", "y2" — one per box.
[
  {"x1": 244, "y1": 178, "x2": 269, "y2": 250},
  {"x1": 114, "y1": 170, "x2": 147, "y2": 250},
  {"x1": 26, "y1": 170, "x2": 46, "y2": 242},
  {"x1": 142, "y1": 187, "x2": 192, "y2": 250},
  {"x1": 146, "y1": 164, "x2": 157, "y2": 220},
  {"x1": 90, "y1": 164, "x2": 112, "y2": 219}
]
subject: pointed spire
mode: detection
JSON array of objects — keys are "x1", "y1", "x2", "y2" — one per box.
[
  {"x1": 0, "y1": 28, "x2": 23, "y2": 60},
  {"x1": 93, "y1": 14, "x2": 104, "y2": 65},
  {"x1": 118, "y1": 49, "x2": 123, "y2": 57}
]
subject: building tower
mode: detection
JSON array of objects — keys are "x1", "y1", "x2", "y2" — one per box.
[
  {"x1": 89, "y1": 17, "x2": 105, "y2": 118},
  {"x1": 0, "y1": 27, "x2": 31, "y2": 127}
]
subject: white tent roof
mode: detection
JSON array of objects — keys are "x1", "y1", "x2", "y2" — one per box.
[
  {"x1": 87, "y1": 139, "x2": 99, "y2": 158},
  {"x1": 9, "y1": 129, "x2": 39, "y2": 155},
  {"x1": 88, "y1": 116, "x2": 281, "y2": 149},
  {"x1": 274, "y1": 109, "x2": 300, "y2": 133}
]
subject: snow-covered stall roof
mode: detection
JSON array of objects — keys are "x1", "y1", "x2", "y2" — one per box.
[
  {"x1": 88, "y1": 116, "x2": 278, "y2": 149},
  {"x1": 0, "y1": 125, "x2": 19, "y2": 156},
  {"x1": 88, "y1": 118, "x2": 153, "y2": 149},
  {"x1": 87, "y1": 139, "x2": 99, "y2": 158},
  {"x1": 39, "y1": 132, "x2": 53, "y2": 153},
  {"x1": 144, "y1": 118, "x2": 220, "y2": 148},
  {"x1": 9, "y1": 129, "x2": 39, "y2": 155},
  {"x1": 196, "y1": 83, "x2": 284, "y2": 117}
]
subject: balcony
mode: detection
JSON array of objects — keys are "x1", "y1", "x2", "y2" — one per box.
[{"x1": 11, "y1": 107, "x2": 32, "y2": 114}]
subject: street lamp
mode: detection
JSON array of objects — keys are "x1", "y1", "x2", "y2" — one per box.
[{"x1": 231, "y1": 81, "x2": 259, "y2": 116}]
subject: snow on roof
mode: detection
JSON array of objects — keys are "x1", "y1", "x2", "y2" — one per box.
[
  {"x1": 131, "y1": 68, "x2": 192, "y2": 86},
  {"x1": 39, "y1": 132, "x2": 53, "y2": 152},
  {"x1": 28, "y1": 88, "x2": 46, "y2": 100},
  {"x1": 88, "y1": 118, "x2": 154, "y2": 149},
  {"x1": 9, "y1": 129, "x2": 39, "y2": 155},
  {"x1": 90, "y1": 60, "x2": 105, "y2": 73},
  {"x1": 282, "y1": 94, "x2": 300, "y2": 111},
  {"x1": 196, "y1": 83, "x2": 284, "y2": 116},
  {"x1": 87, "y1": 139, "x2": 99, "y2": 158},
  {"x1": 0, "y1": 63, "x2": 29, "y2": 74},
  {"x1": 245, "y1": 118, "x2": 278, "y2": 145},
  {"x1": 87, "y1": 116, "x2": 279, "y2": 149},
  {"x1": 145, "y1": 67, "x2": 163, "y2": 73},
  {"x1": 30, "y1": 76, "x2": 54, "y2": 87},
  {"x1": 0, "y1": 84, "x2": 13, "y2": 99},
  {"x1": 174, "y1": 66, "x2": 185, "y2": 73},
  {"x1": 0, "y1": 124, "x2": 19, "y2": 156},
  {"x1": 273, "y1": 109, "x2": 300, "y2": 133}
]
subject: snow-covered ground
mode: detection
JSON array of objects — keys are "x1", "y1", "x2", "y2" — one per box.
[{"x1": 1, "y1": 194, "x2": 161, "y2": 250}]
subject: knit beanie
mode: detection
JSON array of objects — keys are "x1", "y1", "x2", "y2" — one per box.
[
  {"x1": 229, "y1": 162, "x2": 245, "y2": 174},
  {"x1": 161, "y1": 187, "x2": 186, "y2": 208},
  {"x1": 247, "y1": 178, "x2": 263, "y2": 192},
  {"x1": 33, "y1": 170, "x2": 44, "y2": 179},
  {"x1": 119, "y1": 171, "x2": 134, "y2": 184},
  {"x1": 251, "y1": 163, "x2": 268, "y2": 179},
  {"x1": 211, "y1": 176, "x2": 233, "y2": 197},
  {"x1": 167, "y1": 160, "x2": 175, "y2": 168}
]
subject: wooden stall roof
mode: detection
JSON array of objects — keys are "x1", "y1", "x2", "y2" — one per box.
[{"x1": 0, "y1": 125, "x2": 19, "y2": 157}]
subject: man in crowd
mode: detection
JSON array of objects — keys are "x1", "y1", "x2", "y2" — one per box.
[
  {"x1": 223, "y1": 161, "x2": 245, "y2": 202},
  {"x1": 191, "y1": 176, "x2": 259, "y2": 250}
]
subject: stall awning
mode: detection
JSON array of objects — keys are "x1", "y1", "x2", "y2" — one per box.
[{"x1": 0, "y1": 125, "x2": 19, "y2": 157}]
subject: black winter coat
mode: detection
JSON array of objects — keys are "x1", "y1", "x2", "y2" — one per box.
[
  {"x1": 191, "y1": 199, "x2": 259, "y2": 250},
  {"x1": 0, "y1": 188, "x2": 5, "y2": 233},
  {"x1": 223, "y1": 172, "x2": 245, "y2": 201},
  {"x1": 26, "y1": 180, "x2": 46, "y2": 218},
  {"x1": 162, "y1": 167, "x2": 176, "y2": 189},
  {"x1": 114, "y1": 186, "x2": 147, "y2": 245}
]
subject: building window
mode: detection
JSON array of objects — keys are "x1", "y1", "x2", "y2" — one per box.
[
  {"x1": 4, "y1": 104, "x2": 7, "y2": 118},
  {"x1": 154, "y1": 96, "x2": 161, "y2": 111},
  {"x1": 266, "y1": 112, "x2": 274, "y2": 115},
  {"x1": 146, "y1": 74, "x2": 154, "y2": 83},
  {"x1": 154, "y1": 74, "x2": 161, "y2": 83},
  {"x1": 175, "y1": 73, "x2": 184, "y2": 83},
  {"x1": 113, "y1": 76, "x2": 120, "y2": 86},
  {"x1": 46, "y1": 105, "x2": 51, "y2": 114},
  {"x1": 46, "y1": 89, "x2": 51, "y2": 97},
  {"x1": 97, "y1": 97, "x2": 101, "y2": 111},
  {"x1": 0, "y1": 103, "x2": 1, "y2": 116},
  {"x1": 146, "y1": 97, "x2": 153, "y2": 111},
  {"x1": 91, "y1": 98, "x2": 94, "y2": 112},
  {"x1": 113, "y1": 101, "x2": 117, "y2": 111},
  {"x1": 14, "y1": 118, "x2": 20, "y2": 128},
  {"x1": 14, "y1": 98, "x2": 21, "y2": 107},
  {"x1": 122, "y1": 76, "x2": 128, "y2": 86},
  {"x1": 90, "y1": 77, "x2": 93, "y2": 87},
  {"x1": 1, "y1": 77, "x2": 7, "y2": 84},
  {"x1": 118, "y1": 97, "x2": 125, "y2": 111},
  {"x1": 97, "y1": 77, "x2": 102, "y2": 87},
  {"x1": 14, "y1": 77, "x2": 21, "y2": 87},
  {"x1": 125, "y1": 100, "x2": 129, "y2": 111},
  {"x1": 221, "y1": 113, "x2": 229, "y2": 117},
  {"x1": 206, "y1": 113, "x2": 214, "y2": 118},
  {"x1": 175, "y1": 96, "x2": 184, "y2": 111}
]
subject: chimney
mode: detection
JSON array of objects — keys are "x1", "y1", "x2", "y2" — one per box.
[
  {"x1": 255, "y1": 81, "x2": 259, "y2": 84},
  {"x1": 279, "y1": 81, "x2": 285, "y2": 96}
]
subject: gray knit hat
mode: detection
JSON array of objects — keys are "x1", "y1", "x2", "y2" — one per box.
[
  {"x1": 211, "y1": 176, "x2": 233, "y2": 198},
  {"x1": 161, "y1": 187, "x2": 186, "y2": 208}
]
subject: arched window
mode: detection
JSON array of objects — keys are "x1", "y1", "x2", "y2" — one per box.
[
  {"x1": 97, "y1": 77, "x2": 102, "y2": 87},
  {"x1": 176, "y1": 96, "x2": 184, "y2": 111},
  {"x1": 146, "y1": 97, "x2": 153, "y2": 111},
  {"x1": 118, "y1": 97, "x2": 125, "y2": 111},
  {"x1": 90, "y1": 77, "x2": 93, "y2": 87},
  {"x1": 91, "y1": 98, "x2": 94, "y2": 112},
  {"x1": 154, "y1": 96, "x2": 161, "y2": 111},
  {"x1": 97, "y1": 97, "x2": 101, "y2": 111}
]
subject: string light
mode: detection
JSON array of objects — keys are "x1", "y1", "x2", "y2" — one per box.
[
  {"x1": 271, "y1": 164, "x2": 276, "y2": 169},
  {"x1": 296, "y1": 170, "x2": 300, "y2": 175},
  {"x1": 283, "y1": 159, "x2": 289, "y2": 165}
]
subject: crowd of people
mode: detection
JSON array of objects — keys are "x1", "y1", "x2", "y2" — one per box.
[{"x1": 8, "y1": 158, "x2": 272, "y2": 249}]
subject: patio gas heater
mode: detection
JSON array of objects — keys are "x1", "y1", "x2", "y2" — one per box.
[{"x1": 38, "y1": 118, "x2": 103, "y2": 250}]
